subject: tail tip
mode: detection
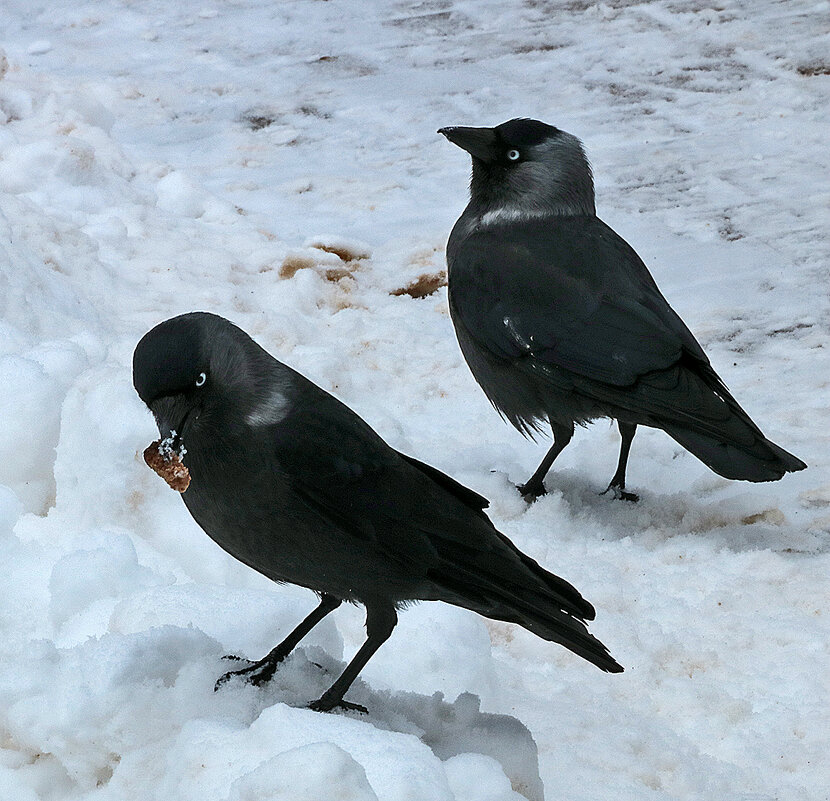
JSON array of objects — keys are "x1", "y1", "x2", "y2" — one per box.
[{"x1": 602, "y1": 657, "x2": 625, "y2": 674}]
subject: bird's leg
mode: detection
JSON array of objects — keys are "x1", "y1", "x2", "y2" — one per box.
[
  {"x1": 308, "y1": 604, "x2": 397, "y2": 714},
  {"x1": 518, "y1": 422, "x2": 574, "y2": 500},
  {"x1": 215, "y1": 594, "x2": 341, "y2": 691},
  {"x1": 603, "y1": 422, "x2": 639, "y2": 502}
]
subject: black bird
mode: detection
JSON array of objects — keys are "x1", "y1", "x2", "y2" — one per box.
[
  {"x1": 440, "y1": 118, "x2": 805, "y2": 501},
  {"x1": 133, "y1": 312, "x2": 622, "y2": 713}
]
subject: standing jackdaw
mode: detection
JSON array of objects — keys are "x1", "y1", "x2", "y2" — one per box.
[
  {"x1": 440, "y1": 118, "x2": 805, "y2": 501},
  {"x1": 133, "y1": 312, "x2": 622, "y2": 713}
]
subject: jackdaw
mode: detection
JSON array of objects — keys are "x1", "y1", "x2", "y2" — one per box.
[
  {"x1": 439, "y1": 118, "x2": 805, "y2": 501},
  {"x1": 133, "y1": 312, "x2": 622, "y2": 713}
]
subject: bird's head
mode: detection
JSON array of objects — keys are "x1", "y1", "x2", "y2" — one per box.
[
  {"x1": 133, "y1": 312, "x2": 277, "y2": 454},
  {"x1": 439, "y1": 118, "x2": 595, "y2": 219}
]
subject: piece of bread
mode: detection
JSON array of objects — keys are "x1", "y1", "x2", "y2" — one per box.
[{"x1": 143, "y1": 439, "x2": 191, "y2": 492}]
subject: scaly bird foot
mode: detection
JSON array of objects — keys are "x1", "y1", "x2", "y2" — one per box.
[
  {"x1": 602, "y1": 484, "x2": 639, "y2": 503},
  {"x1": 214, "y1": 654, "x2": 282, "y2": 691},
  {"x1": 517, "y1": 480, "x2": 546, "y2": 502},
  {"x1": 308, "y1": 696, "x2": 368, "y2": 714}
]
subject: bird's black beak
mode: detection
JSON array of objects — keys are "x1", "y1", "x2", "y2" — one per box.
[
  {"x1": 438, "y1": 126, "x2": 499, "y2": 164},
  {"x1": 149, "y1": 395, "x2": 191, "y2": 454}
]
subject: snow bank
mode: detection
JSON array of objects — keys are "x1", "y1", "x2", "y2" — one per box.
[{"x1": 0, "y1": 625, "x2": 541, "y2": 800}]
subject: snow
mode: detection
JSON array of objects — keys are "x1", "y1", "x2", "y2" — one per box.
[{"x1": 0, "y1": 1, "x2": 828, "y2": 799}]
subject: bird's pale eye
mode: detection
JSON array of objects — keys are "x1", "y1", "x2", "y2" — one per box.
[
  {"x1": 195, "y1": 372, "x2": 207, "y2": 387},
  {"x1": 506, "y1": 149, "x2": 521, "y2": 161}
]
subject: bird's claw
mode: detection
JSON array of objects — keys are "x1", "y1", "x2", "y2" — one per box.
[
  {"x1": 602, "y1": 484, "x2": 639, "y2": 503},
  {"x1": 214, "y1": 672, "x2": 233, "y2": 691},
  {"x1": 214, "y1": 655, "x2": 281, "y2": 691},
  {"x1": 308, "y1": 697, "x2": 368, "y2": 715},
  {"x1": 517, "y1": 480, "x2": 546, "y2": 502}
]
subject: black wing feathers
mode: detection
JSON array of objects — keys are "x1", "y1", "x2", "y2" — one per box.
[
  {"x1": 449, "y1": 215, "x2": 706, "y2": 387},
  {"x1": 399, "y1": 453, "x2": 490, "y2": 517}
]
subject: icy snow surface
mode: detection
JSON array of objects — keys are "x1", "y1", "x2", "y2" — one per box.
[{"x1": 1, "y1": 1, "x2": 828, "y2": 799}]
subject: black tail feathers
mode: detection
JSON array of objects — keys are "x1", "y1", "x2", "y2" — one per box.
[
  {"x1": 657, "y1": 361, "x2": 806, "y2": 482},
  {"x1": 429, "y1": 562, "x2": 623, "y2": 674},
  {"x1": 665, "y1": 425, "x2": 804, "y2": 481}
]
